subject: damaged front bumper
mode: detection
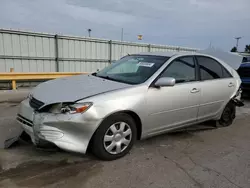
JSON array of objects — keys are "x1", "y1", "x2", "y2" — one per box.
[{"x1": 16, "y1": 98, "x2": 102, "y2": 154}]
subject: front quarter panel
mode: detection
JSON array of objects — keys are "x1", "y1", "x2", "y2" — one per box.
[{"x1": 78, "y1": 85, "x2": 148, "y2": 134}]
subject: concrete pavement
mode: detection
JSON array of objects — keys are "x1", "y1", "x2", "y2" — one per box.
[
  {"x1": 0, "y1": 89, "x2": 30, "y2": 103},
  {"x1": 0, "y1": 89, "x2": 31, "y2": 149}
]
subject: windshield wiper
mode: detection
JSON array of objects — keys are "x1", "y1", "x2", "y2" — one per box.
[
  {"x1": 95, "y1": 75, "x2": 118, "y2": 82},
  {"x1": 93, "y1": 74, "x2": 135, "y2": 84}
]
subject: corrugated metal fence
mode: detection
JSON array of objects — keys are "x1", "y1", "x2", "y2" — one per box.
[{"x1": 0, "y1": 29, "x2": 198, "y2": 73}]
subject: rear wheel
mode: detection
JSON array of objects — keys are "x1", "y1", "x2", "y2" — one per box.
[
  {"x1": 91, "y1": 113, "x2": 137, "y2": 161},
  {"x1": 218, "y1": 101, "x2": 236, "y2": 127}
]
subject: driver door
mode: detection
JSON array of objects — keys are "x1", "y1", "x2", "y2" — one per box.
[{"x1": 145, "y1": 56, "x2": 201, "y2": 135}]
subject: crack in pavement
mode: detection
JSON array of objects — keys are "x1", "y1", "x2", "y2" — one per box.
[
  {"x1": 158, "y1": 150, "x2": 204, "y2": 188},
  {"x1": 175, "y1": 127, "x2": 245, "y2": 188},
  {"x1": 158, "y1": 136, "x2": 244, "y2": 188},
  {"x1": 187, "y1": 156, "x2": 243, "y2": 188},
  {"x1": 179, "y1": 139, "x2": 192, "y2": 155}
]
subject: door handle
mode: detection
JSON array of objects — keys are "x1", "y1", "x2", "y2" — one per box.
[
  {"x1": 228, "y1": 82, "x2": 234, "y2": 87},
  {"x1": 190, "y1": 88, "x2": 200, "y2": 93}
]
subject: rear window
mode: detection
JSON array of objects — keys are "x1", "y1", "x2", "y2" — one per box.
[
  {"x1": 196, "y1": 56, "x2": 223, "y2": 80},
  {"x1": 196, "y1": 56, "x2": 232, "y2": 80}
]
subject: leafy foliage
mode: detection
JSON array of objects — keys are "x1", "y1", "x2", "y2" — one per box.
[{"x1": 230, "y1": 47, "x2": 237, "y2": 52}]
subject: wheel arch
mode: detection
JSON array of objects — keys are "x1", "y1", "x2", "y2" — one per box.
[
  {"x1": 88, "y1": 110, "x2": 142, "y2": 146},
  {"x1": 103, "y1": 110, "x2": 142, "y2": 140},
  {"x1": 215, "y1": 98, "x2": 236, "y2": 120},
  {"x1": 121, "y1": 110, "x2": 142, "y2": 140},
  {"x1": 87, "y1": 110, "x2": 142, "y2": 154}
]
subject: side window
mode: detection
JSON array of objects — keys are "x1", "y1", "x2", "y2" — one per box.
[
  {"x1": 222, "y1": 67, "x2": 232, "y2": 78},
  {"x1": 197, "y1": 56, "x2": 223, "y2": 80},
  {"x1": 160, "y1": 56, "x2": 196, "y2": 83}
]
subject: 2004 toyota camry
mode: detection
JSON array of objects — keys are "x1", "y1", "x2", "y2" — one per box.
[{"x1": 17, "y1": 51, "x2": 243, "y2": 160}]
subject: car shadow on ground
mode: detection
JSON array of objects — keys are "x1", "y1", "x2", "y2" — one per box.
[{"x1": 138, "y1": 123, "x2": 217, "y2": 146}]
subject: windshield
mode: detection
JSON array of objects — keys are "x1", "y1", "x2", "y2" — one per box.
[{"x1": 94, "y1": 55, "x2": 169, "y2": 84}]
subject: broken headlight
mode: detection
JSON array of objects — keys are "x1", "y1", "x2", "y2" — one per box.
[{"x1": 49, "y1": 102, "x2": 93, "y2": 114}]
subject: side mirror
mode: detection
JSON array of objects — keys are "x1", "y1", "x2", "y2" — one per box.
[{"x1": 155, "y1": 77, "x2": 175, "y2": 87}]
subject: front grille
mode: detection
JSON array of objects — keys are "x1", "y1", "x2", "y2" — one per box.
[
  {"x1": 29, "y1": 97, "x2": 44, "y2": 110},
  {"x1": 17, "y1": 114, "x2": 33, "y2": 127}
]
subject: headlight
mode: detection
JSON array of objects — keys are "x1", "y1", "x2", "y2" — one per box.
[
  {"x1": 61, "y1": 102, "x2": 93, "y2": 114},
  {"x1": 49, "y1": 102, "x2": 93, "y2": 114}
]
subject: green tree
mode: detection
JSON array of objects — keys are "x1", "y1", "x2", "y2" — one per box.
[
  {"x1": 230, "y1": 46, "x2": 237, "y2": 52},
  {"x1": 245, "y1": 45, "x2": 250, "y2": 53}
]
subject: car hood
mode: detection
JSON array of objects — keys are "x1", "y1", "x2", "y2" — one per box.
[{"x1": 31, "y1": 75, "x2": 131, "y2": 104}]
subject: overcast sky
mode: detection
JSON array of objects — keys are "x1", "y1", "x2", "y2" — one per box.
[{"x1": 0, "y1": 0, "x2": 249, "y2": 51}]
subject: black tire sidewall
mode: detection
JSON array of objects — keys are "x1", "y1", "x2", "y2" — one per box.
[
  {"x1": 91, "y1": 113, "x2": 137, "y2": 160},
  {"x1": 219, "y1": 101, "x2": 236, "y2": 127}
]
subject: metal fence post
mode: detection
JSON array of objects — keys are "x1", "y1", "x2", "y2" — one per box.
[
  {"x1": 55, "y1": 34, "x2": 59, "y2": 72},
  {"x1": 10, "y1": 68, "x2": 16, "y2": 90},
  {"x1": 109, "y1": 40, "x2": 112, "y2": 63},
  {"x1": 148, "y1": 44, "x2": 151, "y2": 52}
]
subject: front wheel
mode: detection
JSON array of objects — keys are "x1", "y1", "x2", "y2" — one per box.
[
  {"x1": 91, "y1": 113, "x2": 137, "y2": 161},
  {"x1": 218, "y1": 101, "x2": 236, "y2": 127}
]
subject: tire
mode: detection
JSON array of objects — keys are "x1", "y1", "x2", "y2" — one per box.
[
  {"x1": 91, "y1": 113, "x2": 137, "y2": 161},
  {"x1": 218, "y1": 101, "x2": 236, "y2": 127}
]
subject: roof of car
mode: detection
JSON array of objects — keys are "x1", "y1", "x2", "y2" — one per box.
[
  {"x1": 135, "y1": 51, "x2": 198, "y2": 57},
  {"x1": 134, "y1": 50, "x2": 242, "y2": 70}
]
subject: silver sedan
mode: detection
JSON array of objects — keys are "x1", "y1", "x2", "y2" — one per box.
[{"x1": 17, "y1": 52, "x2": 243, "y2": 160}]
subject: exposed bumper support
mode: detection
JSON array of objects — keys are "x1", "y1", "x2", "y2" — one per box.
[{"x1": 232, "y1": 98, "x2": 244, "y2": 107}]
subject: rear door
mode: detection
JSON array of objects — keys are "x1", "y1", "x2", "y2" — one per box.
[{"x1": 196, "y1": 56, "x2": 236, "y2": 121}]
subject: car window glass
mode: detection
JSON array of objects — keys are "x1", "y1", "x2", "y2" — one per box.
[
  {"x1": 160, "y1": 57, "x2": 195, "y2": 83},
  {"x1": 222, "y1": 67, "x2": 232, "y2": 78},
  {"x1": 96, "y1": 55, "x2": 168, "y2": 84},
  {"x1": 108, "y1": 59, "x2": 139, "y2": 74},
  {"x1": 197, "y1": 56, "x2": 223, "y2": 80}
]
